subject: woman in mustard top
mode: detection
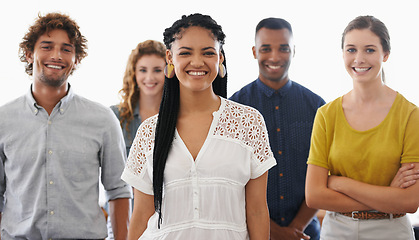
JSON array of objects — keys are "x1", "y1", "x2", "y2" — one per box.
[{"x1": 306, "y1": 15, "x2": 419, "y2": 239}]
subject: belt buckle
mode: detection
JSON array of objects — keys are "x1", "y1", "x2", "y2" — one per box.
[{"x1": 351, "y1": 211, "x2": 359, "y2": 221}]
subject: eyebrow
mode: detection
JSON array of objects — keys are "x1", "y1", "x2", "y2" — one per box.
[
  {"x1": 40, "y1": 41, "x2": 74, "y2": 48},
  {"x1": 345, "y1": 44, "x2": 378, "y2": 48},
  {"x1": 178, "y1": 46, "x2": 216, "y2": 51},
  {"x1": 260, "y1": 44, "x2": 290, "y2": 47}
]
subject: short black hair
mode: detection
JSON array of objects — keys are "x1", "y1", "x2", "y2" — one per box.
[{"x1": 255, "y1": 17, "x2": 293, "y2": 36}]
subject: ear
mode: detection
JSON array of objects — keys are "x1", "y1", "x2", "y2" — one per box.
[
  {"x1": 292, "y1": 45, "x2": 296, "y2": 58},
  {"x1": 26, "y1": 51, "x2": 34, "y2": 64},
  {"x1": 166, "y1": 49, "x2": 173, "y2": 64},
  {"x1": 252, "y1": 46, "x2": 257, "y2": 59},
  {"x1": 383, "y1": 52, "x2": 390, "y2": 62}
]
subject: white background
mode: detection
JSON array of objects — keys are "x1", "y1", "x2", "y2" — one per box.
[{"x1": 1, "y1": 0, "x2": 418, "y2": 107}]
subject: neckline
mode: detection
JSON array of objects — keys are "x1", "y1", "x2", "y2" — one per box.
[
  {"x1": 339, "y1": 93, "x2": 400, "y2": 133},
  {"x1": 174, "y1": 97, "x2": 226, "y2": 162}
]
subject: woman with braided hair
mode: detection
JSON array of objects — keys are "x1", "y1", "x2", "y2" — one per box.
[{"x1": 121, "y1": 13, "x2": 276, "y2": 239}]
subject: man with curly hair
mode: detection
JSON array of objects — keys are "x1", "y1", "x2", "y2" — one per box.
[{"x1": 0, "y1": 12, "x2": 131, "y2": 239}]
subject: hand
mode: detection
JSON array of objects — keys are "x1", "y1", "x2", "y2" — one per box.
[
  {"x1": 270, "y1": 226, "x2": 310, "y2": 240},
  {"x1": 391, "y1": 163, "x2": 419, "y2": 188}
]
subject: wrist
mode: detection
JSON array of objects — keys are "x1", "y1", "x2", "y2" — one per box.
[{"x1": 288, "y1": 220, "x2": 305, "y2": 231}]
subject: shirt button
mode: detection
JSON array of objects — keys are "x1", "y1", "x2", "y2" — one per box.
[
  {"x1": 48, "y1": 150, "x2": 53, "y2": 155},
  {"x1": 275, "y1": 106, "x2": 279, "y2": 110},
  {"x1": 276, "y1": 128, "x2": 280, "y2": 132},
  {"x1": 48, "y1": 121, "x2": 52, "y2": 125},
  {"x1": 49, "y1": 180, "x2": 54, "y2": 185},
  {"x1": 50, "y1": 210, "x2": 54, "y2": 215},
  {"x1": 279, "y1": 173, "x2": 283, "y2": 177},
  {"x1": 280, "y1": 196, "x2": 284, "y2": 200},
  {"x1": 60, "y1": 109, "x2": 64, "y2": 113},
  {"x1": 34, "y1": 109, "x2": 39, "y2": 114},
  {"x1": 278, "y1": 150, "x2": 282, "y2": 155},
  {"x1": 281, "y1": 217, "x2": 285, "y2": 222}
]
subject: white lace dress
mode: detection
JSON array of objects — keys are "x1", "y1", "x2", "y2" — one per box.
[{"x1": 121, "y1": 97, "x2": 276, "y2": 240}]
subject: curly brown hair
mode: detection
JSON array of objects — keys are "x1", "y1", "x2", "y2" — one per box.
[
  {"x1": 19, "y1": 12, "x2": 88, "y2": 76},
  {"x1": 117, "y1": 40, "x2": 166, "y2": 130}
]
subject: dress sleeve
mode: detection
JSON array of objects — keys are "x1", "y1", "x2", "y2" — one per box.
[
  {"x1": 121, "y1": 116, "x2": 157, "y2": 195},
  {"x1": 246, "y1": 108, "x2": 277, "y2": 179}
]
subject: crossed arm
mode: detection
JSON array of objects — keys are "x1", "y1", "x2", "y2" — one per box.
[{"x1": 306, "y1": 163, "x2": 419, "y2": 214}]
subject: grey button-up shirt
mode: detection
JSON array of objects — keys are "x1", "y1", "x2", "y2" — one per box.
[{"x1": 0, "y1": 85, "x2": 131, "y2": 239}]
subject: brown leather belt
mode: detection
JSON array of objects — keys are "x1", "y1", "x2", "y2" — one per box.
[{"x1": 339, "y1": 211, "x2": 406, "y2": 220}]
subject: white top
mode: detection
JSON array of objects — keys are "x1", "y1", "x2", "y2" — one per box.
[{"x1": 121, "y1": 97, "x2": 276, "y2": 240}]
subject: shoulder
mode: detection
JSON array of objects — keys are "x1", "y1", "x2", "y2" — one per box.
[
  {"x1": 290, "y1": 81, "x2": 325, "y2": 104},
  {"x1": 395, "y1": 93, "x2": 419, "y2": 121},
  {"x1": 110, "y1": 104, "x2": 121, "y2": 118},
  {"x1": 0, "y1": 96, "x2": 26, "y2": 128},
  {"x1": 316, "y1": 97, "x2": 341, "y2": 117},
  {"x1": 224, "y1": 98, "x2": 264, "y2": 119},
  {"x1": 136, "y1": 114, "x2": 158, "y2": 139},
  {"x1": 397, "y1": 93, "x2": 418, "y2": 111},
  {"x1": 217, "y1": 99, "x2": 274, "y2": 163},
  {"x1": 229, "y1": 80, "x2": 258, "y2": 100},
  {"x1": 74, "y1": 94, "x2": 111, "y2": 113},
  {"x1": 217, "y1": 99, "x2": 268, "y2": 140},
  {"x1": 72, "y1": 94, "x2": 119, "y2": 125},
  {"x1": 130, "y1": 114, "x2": 158, "y2": 153},
  {"x1": 0, "y1": 95, "x2": 25, "y2": 113}
]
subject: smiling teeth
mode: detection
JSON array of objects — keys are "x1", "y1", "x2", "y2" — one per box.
[
  {"x1": 268, "y1": 65, "x2": 280, "y2": 69},
  {"x1": 46, "y1": 65, "x2": 62, "y2": 69},
  {"x1": 189, "y1": 71, "x2": 205, "y2": 76},
  {"x1": 354, "y1": 67, "x2": 370, "y2": 72}
]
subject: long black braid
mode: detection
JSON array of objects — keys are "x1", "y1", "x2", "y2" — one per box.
[{"x1": 153, "y1": 13, "x2": 227, "y2": 227}]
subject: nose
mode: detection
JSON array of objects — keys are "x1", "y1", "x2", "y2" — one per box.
[
  {"x1": 190, "y1": 55, "x2": 204, "y2": 67},
  {"x1": 269, "y1": 50, "x2": 281, "y2": 62},
  {"x1": 145, "y1": 71, "x2": 154, "y2": 81},
  {"x1": 354, "y1": 52, "x2": 365, "y2": 64},
  {"x1": 51, "y1": 47, "x2": 62, "y2": 60}
]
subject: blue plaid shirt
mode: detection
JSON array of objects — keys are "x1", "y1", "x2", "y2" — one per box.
[{"x1": 230, "y1": 79, "x2": 324, "y2": 238}]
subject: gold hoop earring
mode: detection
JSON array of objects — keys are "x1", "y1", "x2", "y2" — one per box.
[
  {"x1": 218, "y1": 63, "x2": 226, "y2": 78},
  {"x1": 164, "y1": 64, "x2": 175, "y2": 78}
]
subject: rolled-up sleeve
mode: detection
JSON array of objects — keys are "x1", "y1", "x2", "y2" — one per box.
[
  {"x1": 100, "y1": 110, "x2": 132, "y2": 200},
  {"x1": 0, "y1": 142, "x2": 5, "y2": 212}
]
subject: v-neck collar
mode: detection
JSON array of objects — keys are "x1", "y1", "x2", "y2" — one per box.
[{"x1": 174, "y1": 97, "x2": 226, "y2": 163}]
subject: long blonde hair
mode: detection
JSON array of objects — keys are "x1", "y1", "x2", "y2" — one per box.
[{"x1": 118, "y1": 40, "x2": 166, "y2": 130}]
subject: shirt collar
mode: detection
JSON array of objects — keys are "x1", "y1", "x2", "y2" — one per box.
[
  {"x1": 256, "y1": 78, "x2": 293, "y2": 98},
  {"x1": 26, "y1": 83, "x2": 74, "y2": 115}
]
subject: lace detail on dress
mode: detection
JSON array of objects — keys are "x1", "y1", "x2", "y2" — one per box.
[
  {"x1": 214, "y1": 100, "x2": 274, "y2": 163},
  {"x1": 126, "y1": 115, "x2": 158, "y2": 176}
]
